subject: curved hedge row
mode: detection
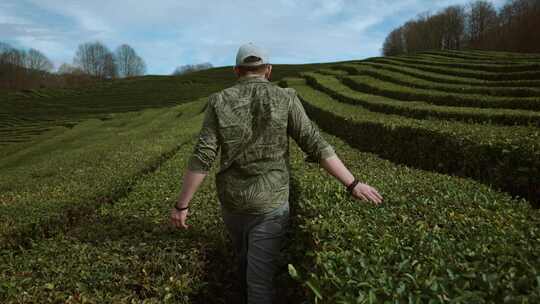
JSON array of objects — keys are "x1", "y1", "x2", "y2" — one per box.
[
  {"x1": 280, "y1": 77, "x2": 540, "y2": 206},
  {"x1": 414, "y1": 50, "x2": 540, "y2": 64},
  {"x1": 416, "y1": 53, "x2": 540, "y2": 65},
  {"x1": 316, "y1": 68, "x2": 350, "y2": 77},
  {"x1": 335, "y1": 64, "x2": 540, "y2": 97},
  {"x1": 0, "y1": 134, "x2": 230, "y2": 303},
  {"x1": 0, "y1": 99, "x2": 207, "y2": 250},
  {"x1": 465, "y1": 49, "x2": 540, "y2": 60},
  {"x1": 424, "y1": 52, "x2": 540, "y2": 65},
  {"x1": 374, "y1": 55, "x2": 540, "y2": 73},
  {"x1": 288, "y1": 130, "x2": 540, "y2": 303},
  {"x1": 334, "y1": 62, "x2": 540, "y2": 88},
  {"x1": 371, "y1": 58, "x2": 540, "y2": 81},
  {"x1": 342, "y1": 75, "x2": 540, "y2": 111},
  {"x1": 302, "y1": 72, "x2": 540, "y2": 126}
]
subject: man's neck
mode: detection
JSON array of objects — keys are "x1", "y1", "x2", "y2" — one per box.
[
  {"x1": 238, "y1": 73, "x2": 268, "y2": 82},
  {"x1": 243, "y1": 73, "x2": 266, "y2": 78}
]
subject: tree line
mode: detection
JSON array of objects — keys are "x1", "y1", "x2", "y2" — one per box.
[
  {"x1": 171, "y1": 62, "x2": 213, "y2": 76},
  {"x1": 382, "y1": 0, "x2": 540, "y2": 56},
  {"x1": 0, "y1": 41, "x2": 146, "y2": 91}
]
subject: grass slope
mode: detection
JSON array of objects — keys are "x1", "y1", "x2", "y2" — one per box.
[{"x1": 1, "y1": 50, "x2": 539, "y2": 303}]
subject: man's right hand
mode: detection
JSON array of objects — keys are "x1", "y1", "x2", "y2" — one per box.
[{"x1": 351, "y1": 183, "x2": 383, "y2": 205}]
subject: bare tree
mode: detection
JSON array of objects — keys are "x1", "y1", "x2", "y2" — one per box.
[
  {"x1": 382, "y1": 27, "x2": 405, "y2": 56},
  {"x1": 0, "y1": 44, "x2": 30, "y2": 89},
  {"x1": 0, "y1": 42, "x2": 14, "y2": 64},
  {"x1": 74, "y1": 41, "x2": 116, "y2": 79},
  {"x1": 115, "y1": 44, "x2": 146, "y2": 77},
  {"x1": 441, "y1": 6, "x2": 466, "y2": 50},
  {"x1": 26, "y1": 48, "x2": 53, "y2": 72},
  {"x1": 1, "y1": 42, "x2": 99, "y2": 90},
  {"x1": 57, "y1": 63, "x2": 75, "y2": 74},
  {"x1": 497, "y1": 0, "x2": 540, "y2": 52},
  {"x1": 133, "y1": 56, "x2": 146, "y2": 76},
  {"x1": 467, "y1": 0, "x2": 498, "y2": 47},
  {"x1": 402, "y1": 20, "x2": 423, "y2": 53},
  {"x1": 426, "y1": 12, "x2": 446, "y2": 50},
  {"x1": 0, "y1": 47, "x2": 26, "y2": 67},
  {"x1": 103, "y1": 52, "x2": 117, "y2": 79}
]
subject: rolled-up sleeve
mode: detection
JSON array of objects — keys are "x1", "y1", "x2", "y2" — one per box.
[
  {"x1": 187, "y1": 95, "x2": 219, "y2": 173},
  {"x1": 287, "y1": 88, "x2": 336, "y2": 161}
]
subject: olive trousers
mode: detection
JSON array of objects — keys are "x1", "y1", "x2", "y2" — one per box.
[{"x1": 221, "y1": 201, "x2": 290, "y2": 304}]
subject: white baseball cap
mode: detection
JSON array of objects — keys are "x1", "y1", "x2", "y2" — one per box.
[{"x1": 235, "y1": 43, "x2": 269, "y2": 67}]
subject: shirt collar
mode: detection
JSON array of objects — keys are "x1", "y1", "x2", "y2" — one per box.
[{"x1": 236, "y1": 74, "x2": 269, "y2": 84}]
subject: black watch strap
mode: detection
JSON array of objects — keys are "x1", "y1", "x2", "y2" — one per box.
[
  {"x1": 174, "y1": 204, "x2": 189, "y2": 212},
  {"x1": 346, "y1": 178, "x2": 360, "y2": 194}
]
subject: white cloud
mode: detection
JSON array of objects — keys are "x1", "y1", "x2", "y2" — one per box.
[{"x1": 1, "y1": 0, "x2": 507, "y2": 74}]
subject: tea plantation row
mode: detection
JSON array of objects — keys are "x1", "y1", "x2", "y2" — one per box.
[
  {"x1": 0, "y1": 98, "x2": 207, "y2": 250},
  {"x1": 333, "y1": 64, "x2": 540, "y2": 97},
  {"x1": 303, "y1": 72, "x2": 540, "y2": 126},
  {"x1": 287, "y1": 129, "x2": 539, "y2": 303},
  {"x1": 354, "y1": 61, "x2": 540, "y2": 88},
  {"x1": 279, "y1": 77, "x2": 539, "y2": 206}
]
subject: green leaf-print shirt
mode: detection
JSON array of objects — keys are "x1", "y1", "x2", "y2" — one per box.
[{"x1": 187, "y1": 74, "x2": 336, "y2": 214}]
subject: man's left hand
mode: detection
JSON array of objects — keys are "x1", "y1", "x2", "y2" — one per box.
[{"x1": 170, "y1": 207, "x2": 190, "y2": 229}]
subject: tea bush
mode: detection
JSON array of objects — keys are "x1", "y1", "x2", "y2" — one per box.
[
  {"x1": 288, "y1": 131, "x2": 540, "y2": 303},
  {"x1": 280, "y1": 77, "x2": 540, "y2": 205}
]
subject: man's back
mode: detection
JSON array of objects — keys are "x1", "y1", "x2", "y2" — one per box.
[
  {"x1": 213, "y1": 75, "x2": 291, "y2": 214},
  {"x1": 187, "y1": 74, "x2": 335, "y2": 214}
]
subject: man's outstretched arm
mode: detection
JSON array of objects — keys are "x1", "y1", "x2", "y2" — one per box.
[
  {"x1": 320, "y1": 155, "x2": 383, "y2": 205},
  {"x1": 286, "y1": 89, "x2": 382, "y2": 205}
]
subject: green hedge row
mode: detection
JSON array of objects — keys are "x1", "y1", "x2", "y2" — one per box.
[
  {"x1": 419, "y1": 51, "x2": 502, "y2": 62},
  {"x1": 416, "y1": 53, "x2": 540, "y2": 66},
  {"x1": 0, "y1": 99, "x2": 206, "y2": 250},
  {"x1": 336, "y1": 63, "x2": 540, "y2": 97},
  {"x1": 370, "y1": 58, "x2": 540, "y2": 81},
  {"x1": 416, "y1": 50, "x2": 540, "y2": 64},
  {"x1": 302, "y1": 72, "x2": 540, "y2": 127},
  {"x1": 464, "y1": 49, "x2": 540, "y2": 60},
  {"x1": 334, "y1": 62, "x2": 540, "y2": 88},
  {"x1": 342, "y1": 74, "x2": 540, "y2": 111},
  {"x1": 315, "y1": 68, "x2": 350, "y2": 77},
  {"x1": 0, "y1": 132, "x2": 231, "y2": 303},
  {"x1": 376, "y1": 55, "x2": 540, "y2": 73},
  {"x1": 280, "y1": 77, "x2": 540, "y2": 206},
  {"x1": 288, "y1": 130, "x2": 540, "y2": 303}
]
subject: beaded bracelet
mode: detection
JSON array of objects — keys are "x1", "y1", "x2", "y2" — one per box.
[
  {"x1": 346, "y1": 178, "x2": 360, "y2": 194},
  {"x1": 174, "y1": 205, "x2": 189, "y2": 212}
]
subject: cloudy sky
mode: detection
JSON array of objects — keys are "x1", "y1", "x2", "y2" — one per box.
[{"x1": 1, "y1": 0, "x2": 506, "y2": 75}]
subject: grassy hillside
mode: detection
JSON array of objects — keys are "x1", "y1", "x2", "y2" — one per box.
[
  {"x1": 0, "y1": 62, "x2": 335, "y2": 147},
  {"x1": 1, "y1": 51, "x2": 539, "y2": 303}
]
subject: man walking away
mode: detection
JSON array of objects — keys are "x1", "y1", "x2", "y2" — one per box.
[{"x1": 170, "y1": 43, "x2": 383, "y2": 304}]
